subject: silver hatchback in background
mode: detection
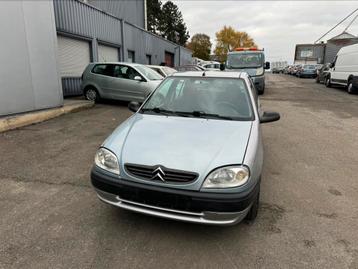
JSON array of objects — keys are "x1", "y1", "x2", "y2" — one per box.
[{"x1": 81, "y1": 62, "x2": 163, "y2": 102}]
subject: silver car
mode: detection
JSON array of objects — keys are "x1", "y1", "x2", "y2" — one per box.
[
  {"x1": 91, "y1": 71, "x2": 280, "y2": 225},
  {"x1": 81, "y1": 62, "x2": 163, "y2": 102},
  {"x1": 147, "y1": 65, "x2": 177, "y2": 77}
]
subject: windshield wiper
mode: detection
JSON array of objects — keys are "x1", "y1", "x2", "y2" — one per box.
[
  {"x1": 141, "y1": 107, "x2": 189, "y2": 117},
  {"x1": 141, "y1": 107, "x2": 175, "y2": 115},
  {"x1": 176, "y1": 111, "x2": 233, "y2": 120}
]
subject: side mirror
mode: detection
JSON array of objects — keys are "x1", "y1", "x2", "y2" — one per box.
[
  {"x1": 134, "y1": 76, "x2": 143, "y2": 81},
  {"x1": 128, "y1": 101, "x2": 140, "y2": 113},
  {"x1": 220, "y1": 63, "x2": 226, "y2": 71},
  {"x1": 260, "y1": 111, "x2": 280, "y2": 123},
  {"x1": 264, "y1": 62, "x2": 270, "y2": 70}
]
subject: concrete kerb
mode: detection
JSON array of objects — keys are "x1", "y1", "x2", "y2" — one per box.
[{"x1": 0, "y1": 101, "x2": 94, "y2": 133}]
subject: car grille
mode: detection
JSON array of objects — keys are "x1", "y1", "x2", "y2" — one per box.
[{"x1": 125, "y1": 163, "x2": 198, "y2": 183}]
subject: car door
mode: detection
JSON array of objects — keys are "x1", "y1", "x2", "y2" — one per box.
[
  {"x1": 330, "y1": 56, "x2": 344, "y2": 84},
  {"x1": 91, "y1": 64, "x2": 115, "y2": 98},
  {"x1": 109, "y1": 65, "x2": 147, "y2": 101}
]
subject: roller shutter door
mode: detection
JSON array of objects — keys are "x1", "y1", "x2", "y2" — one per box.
[
  {"x1": 57, "y1": 35, "x2": 90, "y2": 77},
  {"x1": 98, "y1": 44, "x2": 119, "y2": 62}
]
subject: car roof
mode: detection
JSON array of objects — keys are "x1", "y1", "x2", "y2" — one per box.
[
  {"x1": 171, "y1": 71, "x2": 247, "y2": 79},
  {"x1": 147, "y1": 65, "x2": 163, "y2": 68},
  {"x1": 91, "y1": 62, "x2": 142, "y2": 67}
]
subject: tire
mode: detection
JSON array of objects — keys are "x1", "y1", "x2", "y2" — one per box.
[
  {"x1": 84, "y1": 87, "x2": 100, "y2": 102},
  {"x1": 245, "y1": 185, "x2": 260, "y2": 222},
  {"x1": 258, "y1": 86, "x2": 265, "y2": 95},
  {"x1": 347, "y1": 80, "x2": 356, "y2": 94},
  {"x1": 325, "y1": 76, "x2": 331, "y2": 88}
]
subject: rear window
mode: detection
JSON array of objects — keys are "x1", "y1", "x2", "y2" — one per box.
[{"x1": 304, "y1": 65, "x2": 315, "y2": 69}]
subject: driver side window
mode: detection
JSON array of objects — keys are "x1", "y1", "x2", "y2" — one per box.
[{"x1": 114, "y1": 65, "x2": 142, "y2": 81}]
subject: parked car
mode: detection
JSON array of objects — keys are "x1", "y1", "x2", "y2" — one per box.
[
  {"x1": 176, "y1": 65, "x2": 206, "y2": 71},
  {"x1": 272, "y1": 67, "x2": 280, "y2": 74},
  {"x1": 325, "y1": 43, "x2": 358, "y2": 93},
  {"x1": 296, "y1": 64, "x2": 317, "y2": 78},
  {"x1": 283, "y1": 65, "x2": 291, "y2": 74},
  {"x1": 290, "y1": 64, "x2": 302, "y2": 75},
  {"x1": 315, "y1": 64, "x2": 330, "y2": 83},
  {"x1": 147, "y1": 65, "x2": 176, "y2": 77},
  {"x1": 90, "y1": 71, "x2": 280, "y2": 225},
  {"x1": 201, "y1": 61, "x2": 221, "y2": 70},
  {"x1": 82, "y1": 62, "x2": 163, "y2": 102}
]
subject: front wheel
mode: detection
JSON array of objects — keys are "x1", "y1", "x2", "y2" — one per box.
[
  {"x1": 347, "y1": 80, "x2": 356, "y2": 94},
  {"x1": 325, "y1": 77, "x2": 331, "y2": 88},
  {"x1": 84, "y1": 87, "x2": 100, "y2": 102}
]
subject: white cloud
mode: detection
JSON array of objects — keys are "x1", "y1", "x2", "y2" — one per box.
[{"x1": 170, "y1": 1, "x2": 358, "y2": 63}]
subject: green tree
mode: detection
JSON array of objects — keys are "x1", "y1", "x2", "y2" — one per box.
[
  {"x1": 147, "y1": 0, "x2": 162, "y2": 34},
  {"x1": 159, "y1": 1, "x2": 190, "y2": 45},
  {"x1": 214, "y1": 26, "x2": 257, "y2": 62},
  {"x1": 187, "y1": 34, "x2": 212, "y2": 60}
]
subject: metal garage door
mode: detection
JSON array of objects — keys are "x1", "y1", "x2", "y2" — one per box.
[
  {"x1": 57, "y1": 35, "x2": 90, "y2": 96},
  {"x1": 98, "y1": 44, "x2": 119, "y2": 62},
  {"x1": 57, "y1": 35, "x2": 90, "y2": 77}
]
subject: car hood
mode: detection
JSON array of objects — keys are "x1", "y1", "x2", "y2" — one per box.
[
  {"x1": 147, "y1": 80, "x2": 162, "y2": 90},
  {"x1": 226, "y1": 67, "x2": 263, "y2": 77},
  {"x1": 104, "y1": 114, "x2": 252, "y2": 190}
]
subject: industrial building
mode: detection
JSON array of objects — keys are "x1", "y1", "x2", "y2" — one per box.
[
  {"x1": 0, "y1": 0, "x2": 192, "y2": 116},
  {"x1": 294, "y1": 32, "x2": 358, "y2": 65},
  {"x1": 0, "y1": 1, "x2": 63, "y2": 117},
  {"x1": 55, "y1": 0, "x2": 192, "y2": 96}
]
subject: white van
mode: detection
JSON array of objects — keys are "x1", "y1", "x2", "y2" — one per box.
[{"x1": 326, "y1": 43, "x2": 358, "y2": 93}]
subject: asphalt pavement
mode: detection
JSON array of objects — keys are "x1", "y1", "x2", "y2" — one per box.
[{"x1": 0, "y1": 74, "x2": 357, "y2": 269}]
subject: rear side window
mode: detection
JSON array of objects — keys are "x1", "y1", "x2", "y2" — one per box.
[{"x1": 92, "y1": 65, "x2": 114, "y2": 76}]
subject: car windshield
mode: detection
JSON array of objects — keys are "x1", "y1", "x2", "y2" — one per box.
[
  {"x1": 135, "y1": 65, "x2": 163, "y2": 80},
  {"x1": 227, "y1": 53, "x2": 263, "y2": 68},
  {"x1": 304, "y1": 65, "x2": 315, "y2": 69},
  {"x1": 141, "y1": 77, "x2": 254, "y2": 121}
]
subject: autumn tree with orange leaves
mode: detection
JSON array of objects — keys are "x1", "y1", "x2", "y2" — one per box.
[{"x1": 214, "y1": 26, "x2": 257, "y2": 62}]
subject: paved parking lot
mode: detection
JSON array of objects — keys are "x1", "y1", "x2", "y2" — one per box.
[{"x1": 1, "y1": 74, "x2": 358, "y2": 269}]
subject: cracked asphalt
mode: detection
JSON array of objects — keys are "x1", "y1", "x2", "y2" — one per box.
[{"x1": 1, "y1": 74, "x2": 358, "y2": 269}]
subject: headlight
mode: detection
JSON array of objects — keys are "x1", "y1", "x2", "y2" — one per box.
[
  {"x1": 94, "y1": 148, "x2": 120, "y2": 175},
  {"x1": 202, "y1": 166, "x2": 249, "y2": 188},
  {"x1": 256, "y1": 67, "x2": 264, "y2": 76}
]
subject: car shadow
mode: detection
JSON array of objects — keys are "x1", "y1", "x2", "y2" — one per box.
[{"x1": 97, "y1": 99, "x2": 131, "y2": 107}]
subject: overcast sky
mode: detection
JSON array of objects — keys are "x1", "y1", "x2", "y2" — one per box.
[{"x1": 170, "y1": 1, "x2": 358, "y2": 63}]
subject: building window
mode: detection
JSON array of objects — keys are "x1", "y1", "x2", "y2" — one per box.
[
  {"x1": 128, "y1": 50, "x2": 135, "y2": 63},
  {"x1": 146, "y1": 54, "x2": 152, "y2": 65}
]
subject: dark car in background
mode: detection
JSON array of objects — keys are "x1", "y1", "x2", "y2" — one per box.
[{"x1": 315, "y1": 64, "x2": 330, "y2": 83}]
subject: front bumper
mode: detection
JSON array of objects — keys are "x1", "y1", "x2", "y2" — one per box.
[
  {"x1": 91, "y1": 167, "x2": 259, "y2": 225},
  {"x1": 300, "y1": 72, "x2": 316, "y2": 77}
]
